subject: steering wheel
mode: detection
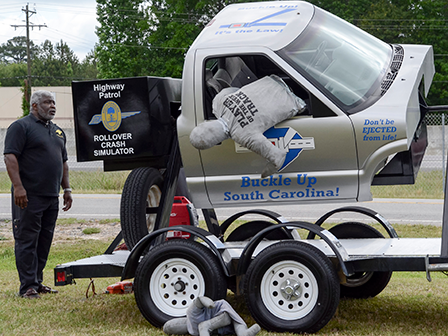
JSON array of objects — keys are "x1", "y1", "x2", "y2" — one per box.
[{"x1": 305, "y1": 41, "x2": 327, "y2": 71}]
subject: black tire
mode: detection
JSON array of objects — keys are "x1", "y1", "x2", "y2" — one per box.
[
  {"x1": 226, "y1": 220, "x2": 293, "y2": 242},
  {"x1": 134, "y1": 240, "x2": 227, "y2": 327},
  {"x1": 329, "y1": 222, "x2": 393, "y2": 299},
  {"x1": 243, "y1": 241, "x2": 340, "y2": 334},
  {"x1": 226, "y1": 221, "x2": 293, "y2": 294},
  {"x1": 120, "y1": 167, "x2": 163, "y2": 249}
]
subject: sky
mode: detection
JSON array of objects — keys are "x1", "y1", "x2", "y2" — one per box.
[{"x1": 0, "y1": 0, "x2": 99, "y2": 61}]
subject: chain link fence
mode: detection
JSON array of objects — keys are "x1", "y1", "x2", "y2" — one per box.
[
  {"x1": 1, "y1": 114, "x2": 448, "y2": 197},
  {"x1": 423, "y1": 113, "x2": 447, "y2": 173},
  {"x1": 371, "y1": 112, "x2": 447, "y2": 199}
]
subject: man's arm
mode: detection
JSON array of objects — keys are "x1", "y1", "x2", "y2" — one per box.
[
  {"x1": 4, "y1": 153, "x2": 28, "y2": 209},
  {"x1": 61, "y1": 161, "x2": 72, "y2": 211}
]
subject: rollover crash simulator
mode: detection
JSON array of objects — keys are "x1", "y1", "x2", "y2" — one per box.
[{"x1": 56, "y1": 1, "x2": 448, "y2": 334}]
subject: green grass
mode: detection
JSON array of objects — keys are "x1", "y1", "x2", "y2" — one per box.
[
  {"x1": 0, "y1": 170, "x2": 445, "y2": 198},
  {"x1": 1, "y1": 223, "x2": 448, "y2": 335},
  {"x1": 371, "y1": 170, "x2": 445, "y2": 199},
  {"x1": 82, "y1": 227, "x2": 101, "y2": 235},
  {"x1": 0, "y1": 171, "x2": 130, "y2": 194},
  {"x1": 55, "y1": 218, "x2": 120, "y2": 226},
  {"x1": 56, "y1": 217, "x2": 88, "y2": 226},
  {"x1": 68, "y1": 170, "x2": 130, "y2": 194}
]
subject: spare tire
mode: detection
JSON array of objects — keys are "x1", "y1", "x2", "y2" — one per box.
[
  {"x1": 329, "y1": 222, "x2": 392, "y2": 298},
  {"x1": 120, "y1": 167, "x2": 163, "y2": 249}
]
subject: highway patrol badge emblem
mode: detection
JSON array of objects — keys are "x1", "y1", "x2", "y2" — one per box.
[
  {"x1": 88, "y1": 101, "x2": 141, "y2": 132},
  {"x1": 101, "y1": 101, "x2": 121, "y2": 132}
]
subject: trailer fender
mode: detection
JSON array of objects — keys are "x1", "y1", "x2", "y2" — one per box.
[
  {"x1": 307, "y1": 206, "x2": 398, "y2": 239},
  {"x1": 121, "y1": 226, "x2": 230, "y2": 281},
  {"x1": 219, "y1": 209, "x2": 289, "y2": 236},
  {"x1": 236, "y1": 221, "x2": 353, "y2": 281}
]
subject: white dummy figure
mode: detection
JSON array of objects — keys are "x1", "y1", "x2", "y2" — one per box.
[
  {"x1": 163, "y1": 296, "x2": 261, "y2": 336},
  {"x1": 190, "y1": 75, "x2": 306, "y2": 177}
]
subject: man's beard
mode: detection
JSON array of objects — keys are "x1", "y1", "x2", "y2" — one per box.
[{"x1": 37, "y1": 107, "x2": 55, "y2": 121}]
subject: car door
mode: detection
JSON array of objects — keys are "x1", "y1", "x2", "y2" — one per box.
[{"x1": 194, "y1": 49, "x2": 359, "y2": 207}]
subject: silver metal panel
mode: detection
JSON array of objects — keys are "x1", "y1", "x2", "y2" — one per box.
[
  {"x1": 57, "y1": 250, "x2": 130, "y2": 268},
  {"x1": 221, "y1": 238, "x2": 442, "y2": 261},
  {"x1": 338, "y1": 238, "x2": 441, "y2": 257}
]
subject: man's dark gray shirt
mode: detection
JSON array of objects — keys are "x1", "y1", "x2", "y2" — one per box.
[{"x1": 4, "y1": 114, "x2": 68, "y2": 197}]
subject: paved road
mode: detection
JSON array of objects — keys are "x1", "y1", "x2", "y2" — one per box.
[
  {"x1": 0, "y1": 193, "x2": 122, "y2": 221},
  {"x1": 0, "y1": 193, "x2": 445, "y2": 226}
]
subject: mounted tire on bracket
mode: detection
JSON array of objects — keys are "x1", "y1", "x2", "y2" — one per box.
[
  {"x1": 243, "y1": 241, "x2": 340, "y2": 334},
  {"x1": 133, "y1": 239, "x2": 228, "y2": 327},
  {"x1": 226, "y1": 220, "x2": 293, "y2": 242},
  {"x1": 120, "y1": 167, "x2": 163, "y2": 250},
  {"x1": 329, "y1": 222, "x2": 393, "y2": 298}
]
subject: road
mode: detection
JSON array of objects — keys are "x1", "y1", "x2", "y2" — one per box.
[
  {"x1": 0, "y1": 193, "x2": 122, "y2": 221},
  {"x1": 0, "y1": 193, "x2": 445, "y2": 226}
]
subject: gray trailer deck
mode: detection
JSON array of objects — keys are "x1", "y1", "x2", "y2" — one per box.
[{"x1": 55, "y1": 235, "x2": 448, "y2": 285}]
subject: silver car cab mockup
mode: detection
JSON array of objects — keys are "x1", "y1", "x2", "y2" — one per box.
[
  {"x1": 177, "y1": 1, "x2": 434, "y2": 209},
  {"x1": 64, "y1": 3, "x2": 448, "y2": 334}
]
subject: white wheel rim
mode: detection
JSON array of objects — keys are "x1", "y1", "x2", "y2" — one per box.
[
  {"x1": 146, "y1": 185, "x2": 162, "y2": 232},
  {"x1": 260, "y1": 260, "x2": 319, "y2": 319},
  {"x1": 150, "y1": 258, "x2": 205, "y2": 317}
]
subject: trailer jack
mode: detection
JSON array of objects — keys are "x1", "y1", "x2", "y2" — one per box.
[{"x1": 425, "y1": 255, "x2": 448, "y2": 282}]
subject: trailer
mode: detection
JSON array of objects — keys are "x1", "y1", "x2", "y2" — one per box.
[
  {"x1": 54, "y1": 142, "x2": 448, "y2": 334},
  {"x1": 55, "y1": 1, "x2": 448, "y2": 333}
]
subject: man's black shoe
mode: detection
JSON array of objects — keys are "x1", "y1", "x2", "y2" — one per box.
[
  {"x1": 21, "y1": 288, "x2": 41, "y2": 299},
  {"x1": 37, "y1": 284, "x2": 58, "y2": 294}
]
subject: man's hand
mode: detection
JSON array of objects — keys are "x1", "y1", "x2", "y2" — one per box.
[
  {"x1": 14, "y1": 185, "x2": 28, "y2": 209},
  {"x1": 61, "y1": 161, "x2": 72, "y2": 211},
  {"x1": 4, "y1": 154, "x2": 27, "y2": 208},
  {"x1": 62, "y1": 191, "x2": 73, "y2": 211}
]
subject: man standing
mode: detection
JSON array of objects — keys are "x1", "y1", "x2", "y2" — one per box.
[{"x1": 3, "y1": 90, "x2": 73, "y2": 299}]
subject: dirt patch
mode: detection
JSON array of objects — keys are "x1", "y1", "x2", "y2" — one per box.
[{"x1": 0, "y1": 219, "x2": 121, "y2": 243}]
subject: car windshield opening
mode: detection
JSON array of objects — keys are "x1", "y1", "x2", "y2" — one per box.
[{"x1": 277, "y1": 7, "x2": 392, "y2": 111}]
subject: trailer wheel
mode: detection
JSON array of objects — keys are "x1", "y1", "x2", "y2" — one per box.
[
  {"x1": 120, "y1": 167, "x2": 163, "y2": 249},
  {"x1": 134, "y1": 240, "x2": 227, "y2": 327},
  {"x1": 226, "y1": 220, "x2": 293, "y2": 241},
  {"x1": 329, "y1": 222, "x2": 392, "y2": 298},
  {"x1": 243, "y1": 241, "x2": 339, "y2": 334}
]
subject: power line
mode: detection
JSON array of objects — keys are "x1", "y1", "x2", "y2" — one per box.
[
  {"x1": 44, "y1": 27, "x2": 96, "y2": 48},
  {"x1": 10, "y1": 4, "x2": 47, "y2": 103}
]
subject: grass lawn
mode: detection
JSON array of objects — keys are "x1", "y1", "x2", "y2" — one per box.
[
  {"x1": 1, "y1": 224, "x2": 448, "y2": 335},
  {"x1": 0, "y1": 171, "x2": 130, "y2": 194}
]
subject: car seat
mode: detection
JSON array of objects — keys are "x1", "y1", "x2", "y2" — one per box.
[{"x1": 205, "y1": 57, "x2": 258, "y2": 119}]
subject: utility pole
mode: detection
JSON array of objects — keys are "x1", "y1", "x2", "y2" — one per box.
[{"x1": 11, "y1": 4, "x2": 47, "y2": 105}]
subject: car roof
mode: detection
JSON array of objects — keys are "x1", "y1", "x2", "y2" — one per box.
[{"x1": 191, "y1": 1, "x2": 315, "y2": 52}]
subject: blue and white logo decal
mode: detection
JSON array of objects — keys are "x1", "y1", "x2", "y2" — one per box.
[
  {"x1": 88, "y1": 101, "x2": 140, "y2": 132},
  {"x1": 219, "y1": 8, "x2": 295, "y2": 30},
  {"x1": 236, "y1": 126, "x2": 314, "y2": 170},
  {"x1": 264, "y1": 127, "x2": 315, "y2": 170}
]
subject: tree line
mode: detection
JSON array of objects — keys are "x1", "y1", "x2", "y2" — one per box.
[
  {"x1": 0, "y1": 36, "x2": 97, "y2": 87},
  {"x1": 1, "y1": 0, "x2": 447, "y2": 105}
]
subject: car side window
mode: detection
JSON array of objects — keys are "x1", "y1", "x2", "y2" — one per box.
[{"x1": 203, "y1": 54, "x2": 334, "y2": 120}]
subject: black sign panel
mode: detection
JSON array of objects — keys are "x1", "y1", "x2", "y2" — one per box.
[{"x1": 72, "y1": 77, "x2": 180, "y2": 163}]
